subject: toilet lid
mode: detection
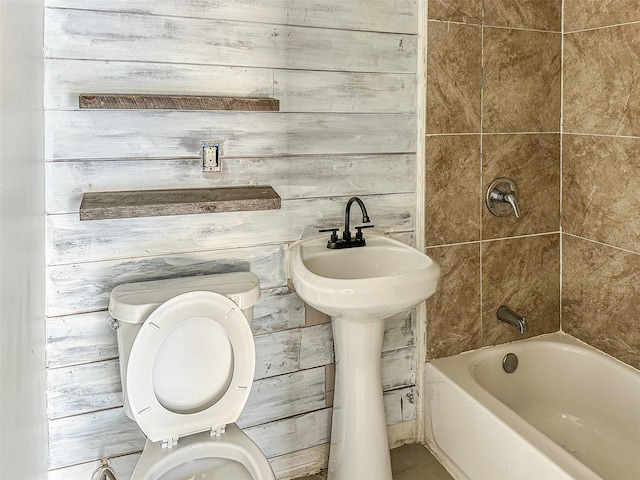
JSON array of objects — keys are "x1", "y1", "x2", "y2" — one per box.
[{"x1": 126, "y1": 291, "x2": 255, "y2": 445}]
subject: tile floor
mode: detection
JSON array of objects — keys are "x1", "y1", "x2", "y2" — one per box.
[{"x1": 293, "y1": 443, "x2": 454, "y2": 480}]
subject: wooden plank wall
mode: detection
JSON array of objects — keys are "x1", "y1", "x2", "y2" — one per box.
[{"x1": 43, "y1": 0, "x2": 418, "y2": 478}]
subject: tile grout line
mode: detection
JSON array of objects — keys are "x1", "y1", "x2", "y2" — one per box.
[
  {"x1": 565, "y1": 18, "x2": 640, "y2": 34},
  {"x1": 425, "y1": 230, "x2": 563, "y2": 250},
  {"x1": 479, "y1": 0, "x2": 485, "y2": 342},
  {"x1": 426, "y1": 131, "x2": 562, "y2": 136},
  {"x1": 563, "y1": 232, "x2": 640, "y2": 257},
  {"x1": 426, "y1": 18, "x2": 563, "y2": 34},
  {"x1": 559, "y1": 0, "x2": 565, "y2": 332},
  {"x1": 562, "y1": 131, "x2": 640, "y2": 139}
]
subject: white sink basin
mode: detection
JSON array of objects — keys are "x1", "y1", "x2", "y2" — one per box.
[{"x1": 288, "y1": 233, "x2": 440, "y2": 319}]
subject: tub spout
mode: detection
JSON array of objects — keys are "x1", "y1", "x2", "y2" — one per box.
[{"x1": 497, "y1": 305, "x2": 528, "y2": 334}]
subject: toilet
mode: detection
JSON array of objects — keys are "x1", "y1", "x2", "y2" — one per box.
[{"x1": 108, "y1": 272, "x2": 275, "y2": 480}]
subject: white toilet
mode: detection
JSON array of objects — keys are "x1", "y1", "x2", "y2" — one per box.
[{"x1": 108, "y1": 272, "x2": 276, "y2": 480}]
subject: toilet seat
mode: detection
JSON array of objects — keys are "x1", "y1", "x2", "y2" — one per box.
[
  {"x1": 131, "y1": 425, "x2": 274, "y2": 480},
  {"x1": 126, "y1": 291, "x2": 255, "y2": 447}
]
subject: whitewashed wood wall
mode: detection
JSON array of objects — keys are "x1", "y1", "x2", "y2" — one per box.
[{"x1": 43, "y1": 0, "x2": 419, "y2": 478}]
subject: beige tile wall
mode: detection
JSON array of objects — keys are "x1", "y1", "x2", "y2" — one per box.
[
  {"x1": 562, "y1": 5, "x2": 640, "y2": 369},
  {"x1": 425, "y1": 1, "x2": 561, "y2": 359},
  {"x1": 426, "y1": 0, "x2": 640, "y2": 369},
  {"x1": 564, "y1": 1, "x2": 640, "y2": 32}
]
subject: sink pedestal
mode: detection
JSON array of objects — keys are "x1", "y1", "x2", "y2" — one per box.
[
  {"x1": 288, "y1": 233, "x2": 441, "y2": 480},
  {"x1": 328, "y1": 315, "x2": 392, "y2": 480}
]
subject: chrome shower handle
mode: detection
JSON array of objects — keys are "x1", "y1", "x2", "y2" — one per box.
[
  {"x1": 503, "y1": 192, "x2": 521, "y2": 218},
  {"x1": 486, "y1": 177, "x2": 521, "y2": 218}
]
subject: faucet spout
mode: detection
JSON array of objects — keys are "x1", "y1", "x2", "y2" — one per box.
[
  {"x1": 344, "y1": 197, "x2": 370, "y2": 242},
  {"x1": 319, "y1": 197, "x2": 374, "y2": 249},
  {"x1": 497, "y1": 305, "x2": 529, "y2": 334}
]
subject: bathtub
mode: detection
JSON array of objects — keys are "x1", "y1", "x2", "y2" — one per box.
[{"x1": 424, "y1": 333, "x2": 640, "y2": 480}]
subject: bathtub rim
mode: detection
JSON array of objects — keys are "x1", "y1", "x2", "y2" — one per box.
[{"x1": 422, "y1": 332, "x2": 634, "y2": 480}]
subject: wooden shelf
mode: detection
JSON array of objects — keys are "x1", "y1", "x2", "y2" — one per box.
[
  {"x1": 79, "y1": 94, "x2": 280, "y2": 111},
  {"x1": 79, "y1": 186, "x2": 281, "y2": 221}
]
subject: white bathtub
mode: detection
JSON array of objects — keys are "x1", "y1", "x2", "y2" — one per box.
[{"x1": 424, "y1": 333, "x2": 640, "y2": 480}]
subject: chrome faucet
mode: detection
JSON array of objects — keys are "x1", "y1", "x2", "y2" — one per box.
[
  {"x1": 497, "y1": 305, "x2": 529, "y2": 334},
  {"x1": 486, "y1": 177, "x2": 521, "y2": 218},
  {"x1": 319, "y1": 196, "x2": 374, "y2": 249}
]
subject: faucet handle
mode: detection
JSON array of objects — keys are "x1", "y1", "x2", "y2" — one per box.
[
  {"x1": 486, "y1": 177, "x2": 521, "y2": 219},
  {"x1": 354, "y1": 224, "x2": 374, "y2": 241},
  {"x1": 503, "y1": 192, "x2": 521, "y2": 218},
  {"x1": 319, "y1": 227, "x2": 339, "y2": 243}
]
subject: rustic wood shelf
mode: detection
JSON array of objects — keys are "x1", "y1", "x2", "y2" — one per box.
[
  {"x1": 79, "y1": 94, "x2": 280, "y2": 111},
  {"x1": 79, "y1": 186, "x2": 281, "y2": 221}
]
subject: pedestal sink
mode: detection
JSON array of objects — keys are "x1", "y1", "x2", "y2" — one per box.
[{"x1": 288, "y1": 233, "x2": 440, "y2": 480}]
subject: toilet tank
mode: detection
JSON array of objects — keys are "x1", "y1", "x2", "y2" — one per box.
[
  {"x1": 109, "y1": 272, "x2": 261, "y2": 326},
  {"x1": 108, "y1": 272, "x2": 261, "y2": 419}
]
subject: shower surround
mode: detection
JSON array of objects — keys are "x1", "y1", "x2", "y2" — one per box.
[{"x1": 424, "y1": 0, "x2": 640, "y2": 370}]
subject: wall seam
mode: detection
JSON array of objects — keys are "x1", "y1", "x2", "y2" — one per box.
[{"x1": 415, "y1": 0, "x2": 428, "y2": 445}]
